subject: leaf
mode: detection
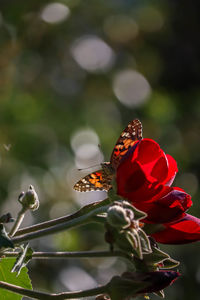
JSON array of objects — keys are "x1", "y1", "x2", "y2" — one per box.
[
  {"x1": 161, "y1": 258, "x2": 180, "y2": 269},
  {"x1": 143, "y1": 247, "x2": 170, "y2": 265},
  {"x1": 0, "y1": 213, "x2": 15, "y2": 224},
  {"x1": 0, "y1": 225, "x2": 14, "y2": 250},
  {"x1": 0, "y1": 258, "x2": 32, "y2": 300},
  {"x1": 138, "y1": 228, "x2": 152, "y2": 254},
  {"x1": 11, "y1": 244, "x2": 33, "y2": 275}
]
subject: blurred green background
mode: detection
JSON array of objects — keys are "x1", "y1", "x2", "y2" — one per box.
[{"x1": 0, "y1": 0, "x2": 200, "y2": 299}]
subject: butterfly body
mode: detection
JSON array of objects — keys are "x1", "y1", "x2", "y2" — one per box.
[{"x1": 73, "y1": 119, "x2": 143, "y2": 192}]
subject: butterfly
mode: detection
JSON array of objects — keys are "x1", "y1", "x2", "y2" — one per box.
[{"x1": 73, "y1": 119, "x2": 143, "y2": 192}]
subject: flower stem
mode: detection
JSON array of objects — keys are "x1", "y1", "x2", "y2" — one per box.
[
  {"x1": 13, "y1": 198, "x2": 110, "y2": 237},
  {"x1": 11, "y1": 204, "x2": 109, "y2": 245},
  {"x1": 0, "y1": 280, "x2": 108, "y2": 299},
  {"x1": 9, "y1": 207, "x2": 27, "y2": 237},
  {"x1": 4, "y1": 249, "x2": 132, "y2": 260}
]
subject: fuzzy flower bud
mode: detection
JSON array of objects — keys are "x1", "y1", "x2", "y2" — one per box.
[
  {"x1": 107, "y1": 205, "x2": 133, "y2": 229},
  {"x1": 18, "y1": 185, "x2": 39, "y2": 211}
]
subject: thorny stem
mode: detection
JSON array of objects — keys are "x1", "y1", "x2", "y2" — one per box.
[
  {"x1": 13, "y1": 198, "x2": 110, "y2": 237},
  {"x1": 0, "y1": 280, "x2": 108, "y2": 299},
  {"x1": 9, "y1": 207, "x2": 27, "y2": 237},
  {"x1": 11, "y1": 204, "x2": 110, "y2": 245}
]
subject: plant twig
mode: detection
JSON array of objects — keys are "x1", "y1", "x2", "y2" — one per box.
[
  {"x1": 0, "y1": 280, "x2": 108, "y2": 299},
  {"x1": 4, "y1": 249, "x2": 132, "y2": 261},
  {"x1": 9, "y1": 207, "x2": 27, "y2": 237},
  {"x1": 13, "y1": 198, "x2": 110, "y2": 237},
  {"x1": 11, "y1": 204, "x2": 109, "y2": 245}
]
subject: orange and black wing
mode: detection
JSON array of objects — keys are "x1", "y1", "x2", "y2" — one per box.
[
  {"x1": 73, "y1": 119, "x2": 142, "y2": 192},
  {"x1": 73, "y1": 167, "x2": 113, "y2": 192},
  {"x1": 110, "y1": 119, "x2": 143, "y2": 169}
]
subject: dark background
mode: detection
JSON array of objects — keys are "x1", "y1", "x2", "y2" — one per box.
[{"x1": 0, "y1": 1, "x2": 200, "y2": 299}]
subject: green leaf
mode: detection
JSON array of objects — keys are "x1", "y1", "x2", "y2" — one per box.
[
  {"x1": 0, "y1": 225, "x2": 14, "y2": 250},
  {"x1": 0, "y1": 258, "x2": 32, "y2": 300},
  {"x1": 161, "y1": 258, "x2": 180, "y2": 269},
  {"x1": 11, "y1": 244, "x2": 33, "y2": 275},
  {"x1": 0, "y1": 213, "x2": 14, "y2": 224},
  {"x1": 138, "y1": 228, "x2": 152, "y2": 254},
  {"x1": 143, "y1": 247, "x2": 170, "y2": 265}
]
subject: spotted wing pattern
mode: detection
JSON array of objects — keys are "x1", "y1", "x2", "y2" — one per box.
[
  {"x1": 73, "y1": 168, "x2": 113, "y2": 192},
  {"x1": 73, "y1": 119, "x2": 143, "y2": 192},
  {"x1": 110, "y1": 119, "x2": 143, "y2": 169}
]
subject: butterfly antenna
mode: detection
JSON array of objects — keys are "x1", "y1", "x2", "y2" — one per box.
[
  {"x1": 78, "y1": 163, "x2": 101, "y2": 171},
  {"x1": 98, "y1": 143, "x2": 102, "y2": 150}
]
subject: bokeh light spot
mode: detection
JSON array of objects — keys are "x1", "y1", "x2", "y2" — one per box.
[
  {"x1": 71, "y1": 128, "x2": 99, "y2": 152},
  {"x1": 136, "y1": 6, "x2": 164, "y2": 32},
  {"x1": 60, "y1": 267, "x2": 97, "y2": 290},
  {"x1": 147, "y1": 92, "x2": 176, "y2": 122},
  {"x1": 70, "y1": 35, "x2": 115, "y2": 73},
  {"x1": 113, "y1": 69, "x2": 151, "y2": 107},
  {"x1": 70, "y1": 128, "x2": 103, "y2": 169},
  {"x1": 41, "y1": 3, "x2": 70, "y2": 24},
  {"x1": 104, "y1": 15, "x2": 138, "y2": 43}
]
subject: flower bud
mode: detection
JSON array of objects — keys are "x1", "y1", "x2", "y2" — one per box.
[
  {"x1": 107, "y1": 205, "x2": 132, "y2": 229},
  {"x1": 18, "y1": 185, "x2": 39, "y2": 211},
  {"x1": 107, "y1": 271, "x2": 180, "y2": 300}
]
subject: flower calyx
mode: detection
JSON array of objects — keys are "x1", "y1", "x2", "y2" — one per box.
[
  {"x1": 107, "y1": 202, "x2": 134, "y2": 230},
  {"x1": 105, "y1": 201, "x2": 151, "y2": 259}
]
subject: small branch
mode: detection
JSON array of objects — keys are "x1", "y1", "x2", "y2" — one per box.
[
  {"x1": 4, "y1": 250, "x2": 132, "y2": 261},
  {"x1": 9, "y1": 207, "x2": 27, "y2": 237},
  {"x1": 0, "y1": 280, "x2": 108, "y2": 299},
  {"x1": 0, "y1": 281, "x2": 52, "y2": 299},
  {"x1": 13, "y1": 198, "x2": 110, "y2": 237},
  {"x1": 11, "y1": 204, "x2": 109, "y2": 245}
]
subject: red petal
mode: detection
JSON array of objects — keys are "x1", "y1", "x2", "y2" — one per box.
[
  {"x1": 150, "y1": 155, "x2": 168, "y2": 183},
  {"x1": 134, "y1": 139, "x2": 163, "y2": 164},
  {"x1": 152, "y1": 214, "x2": 200, "y2": 244},
  {"x1": 134, "y1": 139, "x2": 171, "y2": 184},
  {"x1": 116, "y1": 138, "x2": 180, "y2": 212},
  {"x1": 164, "y1": 154, "x2": 178, "y2": 186},
  {"x1": 117, "y1": 160, "x2": 163, "y2": 203},
  {"x1": 137, "y1": 188, "x2": 192, "y2": 223}
]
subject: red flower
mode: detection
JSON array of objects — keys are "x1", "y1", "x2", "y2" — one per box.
[
  {"x1": 116, "y1": 139, "x2": 192, "y2": 224},
  {"x1": 152, "y1": 213, "x2": 200, "y2": 244}
]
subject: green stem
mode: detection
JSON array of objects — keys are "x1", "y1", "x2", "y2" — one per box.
[
  {"x1": 11, "y1": 205, "x2": 109, "y2": 245},
  {"x1": 0, "y1": 280, "x2": 108, "y2": 299},
  {"x1": 9, "y1": 207, "x2": 27, "y2": 237},
  {"x1": 13, "y1": 198, "x2": 110, "y2": 237},
  {"x1": 4, "y1": 250, "x2": 131, "y2": 260}
]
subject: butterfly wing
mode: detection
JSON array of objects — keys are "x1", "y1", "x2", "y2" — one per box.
[
  {"x1": 73, "y1": 119, "x2": 143, "y2": 192},
  {"x1": 73, "y1": 164, "x2": 113, "y2": 192},
  {"x1": 110, "y1": 119, "x2": 143, "y2": 169}
]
